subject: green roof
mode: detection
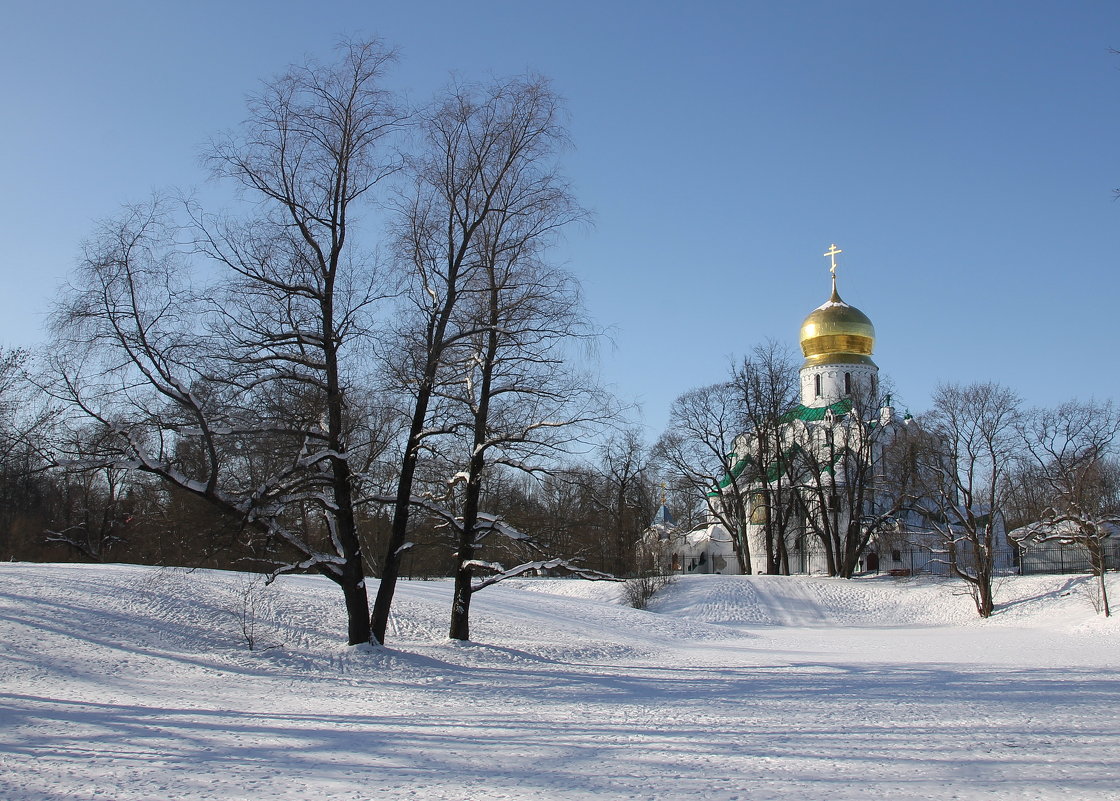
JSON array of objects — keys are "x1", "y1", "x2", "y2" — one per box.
[
  {"x1": 709, "y1": 444, "x2": 804, "y2": 495},
  {"x1": 779, "y1": 398, "x2": 853, "y2": 423},
  {"x1": 705, "y1": 399, "x2": 861, "y2": 496},
  {"x1": 709, "y1": 441, "x2": 851, "y2": 495}
]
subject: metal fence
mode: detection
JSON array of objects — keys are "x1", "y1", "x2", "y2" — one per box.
[
  {"x1": 789, "y1": 548, "x2": 964, "y2": 577},
  {"x1": 788, "y1": 544, "x2": 1119, "y2": 578},
  {"x1": 1016, "y1": 544, "x2": 1120, "y2": 576}
]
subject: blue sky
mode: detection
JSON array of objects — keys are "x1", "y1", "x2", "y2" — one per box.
[{"x1": 3, "y1": 1, "x2": 1118, "y2": 436}]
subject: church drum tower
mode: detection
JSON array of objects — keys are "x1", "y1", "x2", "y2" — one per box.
[{"x1": 798, "y1": 244, "x2": 878, "y2": 408}]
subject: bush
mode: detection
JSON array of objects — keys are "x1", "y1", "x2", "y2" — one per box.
[{"x1": 623, "y1": 573, "x2": 675, "y2": 609}]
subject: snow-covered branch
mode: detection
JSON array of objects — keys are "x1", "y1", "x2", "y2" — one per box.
[{"x1": 470, "y1": 558, "x2": 619, "y2": 592}]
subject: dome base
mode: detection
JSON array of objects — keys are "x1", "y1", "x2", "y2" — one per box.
[{"x1": 801, "y1": 353, "x2": 877, "y2": 369}]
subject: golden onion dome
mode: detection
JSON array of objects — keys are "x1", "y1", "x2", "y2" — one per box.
[{"x1": 799, "y1": 280, "x2": 876, "y2": 368}]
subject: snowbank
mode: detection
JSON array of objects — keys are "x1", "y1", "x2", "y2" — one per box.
[{"x1": 1, "y1": 564, "x2": 1118, "y2": 800}]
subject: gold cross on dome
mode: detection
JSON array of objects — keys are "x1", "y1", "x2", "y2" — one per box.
[{"x1": 823, "y1": 244, "x2": 842, "y2": 276}]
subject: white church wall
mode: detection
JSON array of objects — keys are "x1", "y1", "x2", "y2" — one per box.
[{"x1": 799, "y1": 363, "x2": 879, "y2": 408}]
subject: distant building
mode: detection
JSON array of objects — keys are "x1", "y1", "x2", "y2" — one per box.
[{"x1": 641, "y1": 499, "x2": 737, "y2": 575}]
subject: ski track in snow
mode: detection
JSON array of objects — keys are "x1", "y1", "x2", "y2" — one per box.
[{"x1": 1, "y1": 565, "x2": 1119, "y2": 800}]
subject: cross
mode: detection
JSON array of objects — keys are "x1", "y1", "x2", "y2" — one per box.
[{"x1": 823, "y1": 244, "x2": 842, "y2": 276}]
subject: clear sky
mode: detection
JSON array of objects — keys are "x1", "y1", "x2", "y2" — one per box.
[{"x1": 3, "y1": 1, "x2": 1118, "y2": 437}]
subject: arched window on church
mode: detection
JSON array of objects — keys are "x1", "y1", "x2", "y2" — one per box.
[
  {"x1": 844, "y1": 372, "x2": 852, "y2": 395},
  {"x1": 814, "y1": 374, "x2": 821, "y2": 398}
]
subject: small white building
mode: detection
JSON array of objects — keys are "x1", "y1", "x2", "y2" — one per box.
[{"x1": 641, "y1": 504, "x2": 739, "y2": 575}]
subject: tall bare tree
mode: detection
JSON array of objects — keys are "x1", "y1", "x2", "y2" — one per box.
[
  {"x1": 439, "y1": 163, "x2": 604, "y2": 641},
  {"x1": 1012, "y1": 400, "x2": 1120, "y2": 616},
  {"x1": 370, "y1": 76, "x2": 583, "y2": 644},
  {"x1": 917, "y1": 382, "x2": 1021, "y2": 617},
  {"x1": 46, "y1": 40, "x2": 405, "y2": 645},
  {"x1": 0, "y1": 349, "x2": 35, "y2": 462},
  {"x1": 588, "y1": 429, "x2": 657, "y2": 577},
  {"x1": 655, "y1": 381, "x2": 755, "y2": 574},
  {"x1": 41, "y1": 423, "x2": 138, "y2": 561},
  {"x1": 792, "y1": 383, "x2": 921, "y2": 578},
  {"x1": 732, "y1": 341, "x2": 800, "y2": 573},
  {"x1": 0, "y1": 347, "x2": 57, "y2": 559}
]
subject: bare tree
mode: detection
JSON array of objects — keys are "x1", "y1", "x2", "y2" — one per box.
[
  {"x1": 199, "y1": 40, "x2": 407, "y2": 645},
  {"x1": 587, "y1": 429, "x2": 657, "y2": 577},
  {"x1": 623, "y1": 532, "x2": 676, "y2": 609},
  {"x1": 655, "y1": 381, "x2": 755, "y2": 574},
  {"x1": 731, "y1": 341, "x2": 801, "y2": 573},
  {"x1": 0, "y1": 348, "x2": 55, "y2": 557},
  {"x1": 438, "y1": 167, "x2": 606, "y2": 641},
  {"x1": 918, "y1": 382, "x2": 1022, "y2": 617},
  {"x1": 45, "y1": 40, "x2": 405, "y2": 645},
  {"x1": 0, "y1": 349, "x2": 35, "y2": 460},
  {"x1": 493, "y1": 467, "x2": 607, "y2": 568},
  {"x1": 1012, "y1": 400, "x2": 1120, "y2": 616},
  {"x1": 42, "y1": 425, "x2": 136, "y2": 561},
  {"x1": 370, "y1": 76, "x2": 584, "y2": 644},
  {"x1": 793, "y1": 382, "x2": 921, "y2": 578}
]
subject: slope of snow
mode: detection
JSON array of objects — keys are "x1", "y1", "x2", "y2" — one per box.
[{"x1": 1, "y1": 564, "x2": 1118, "y2": 800}]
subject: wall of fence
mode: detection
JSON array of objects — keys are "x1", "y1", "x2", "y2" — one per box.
[
  {"x1": 1016, "y1": 543, "x2": 1120, "y2": 576},
  {"x1": 787, "y1": 544, "x2": 1119, "y2": 577},
  {"x1": 789, "y1": 549, "x2": 960, "y2": 577},
  {"x1": 663, "y1": 539, "x2": 1120, "y2": 579},
  {"x1": 788, "y1": 547, "x2": 1009, "y2": 577}
]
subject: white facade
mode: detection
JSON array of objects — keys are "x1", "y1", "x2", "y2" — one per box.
[
  {"x1": 641, "y1": 509, "x2": 740, "y2": 576},
  {"x1": 669, "y1": 525, "x2": 739, "y2": 575},
  {"x1": 728, "y1": 401, "x2": 926, "y2": 576},
  {"x1": 799, "y1": 362, "x2": 878, "y2": 409}
]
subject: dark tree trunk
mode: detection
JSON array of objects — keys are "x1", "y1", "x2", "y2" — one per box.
[
  {"x1": 764, "y1": 506, "x2": 777, "y2": 575},
  {"x1": 732, "y1": 498, "x2": 752, "y2": 575},
  {"x1": 371, "y1": 233, "x2": 466, "y2": 645},
  {"x1": 371, "y1": 386, "x2": 433, "y2": 644},
  {"x1": 448, "y1": 565, "x2": 474, "y2": 641},
  {"x1": 975, "y1": 572, "x2": 994, "y2": 617},
  {"x1": 449, "y1": 281, "x2": 498, "y2": 641},
  {"x1": 736, "y1": 523, "x2": 753, "y2": 575},
  {"x1": 776, "y1": 527, "x2": 790, "y2": 575},
  {"x1": 340, "y1": 572, "x2": 373, "y2": 645}
]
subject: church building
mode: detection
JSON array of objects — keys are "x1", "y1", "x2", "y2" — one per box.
[{"x1": 654, "y1": 245, "x2": 1013, "y2": 577}]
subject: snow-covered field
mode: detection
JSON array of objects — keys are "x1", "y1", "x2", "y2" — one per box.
[{"x1": 2, "y1": 564, "x2": 1118, "y2": 800}]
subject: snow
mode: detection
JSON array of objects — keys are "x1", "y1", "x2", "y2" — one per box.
[{"x1": 2, "y1": 565, "x2": 1119, "y2": 800}]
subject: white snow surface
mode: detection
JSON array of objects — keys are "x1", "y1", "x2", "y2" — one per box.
[{"x1": 2, "y1": 564, "x2": 1119, "y2": 800}]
